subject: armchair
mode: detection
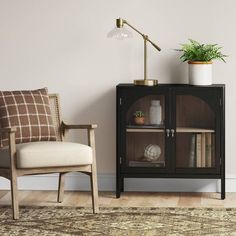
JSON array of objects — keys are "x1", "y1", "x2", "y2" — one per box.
[{"x1": 0, "y1": 94, "x2": 99, "y2": 219}]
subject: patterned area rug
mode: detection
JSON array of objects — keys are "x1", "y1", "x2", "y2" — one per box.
[{"x1": 0, "y1": 206, "x2": 236, "y2": 236}]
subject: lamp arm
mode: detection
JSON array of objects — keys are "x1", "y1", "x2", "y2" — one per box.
[
  {"x1": 115, "y1": 17, "x2": 160, "y2": 84},
  {"x1": 147, "y1": 38, "x2": 161, "y2": 51},
  {"x1": 123, "y1": 20, "x2": 161, "y2": 51}
]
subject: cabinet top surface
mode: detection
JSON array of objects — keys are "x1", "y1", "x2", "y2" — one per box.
[{"x1": 117, "y1": 83, "x2": 225, "y2": 88}]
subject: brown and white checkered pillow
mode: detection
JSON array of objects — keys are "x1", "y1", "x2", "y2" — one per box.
[{"x1": 0, "y1": 88, "x2": 56, "y2": 147}]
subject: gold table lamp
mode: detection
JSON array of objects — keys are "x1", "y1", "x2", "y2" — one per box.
[{"x1": 108, "y1": 18, "x2": 161, "y2": 86}]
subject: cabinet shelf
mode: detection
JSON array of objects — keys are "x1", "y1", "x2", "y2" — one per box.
[
  {"x1": 129, "y1": 160, "x2": 165, "y2": 168},
  {"x1": 126, "y1": 127, "x2": 215, "y2": 133},
  {"x1": 126, "y1": 128, "x2": 164, "y2": 133},
  {"x1": 176, "y1": 127, "x2": 215, "y2": 133},
  {"x1": 126, "y1": 124, "x2": 165, "y2": 133}
]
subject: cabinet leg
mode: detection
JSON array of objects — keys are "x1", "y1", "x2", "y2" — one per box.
[
  {"x1": 116, "y1": 190, "x2": 121, "y2": 198},
  {"x1": 221, "y1": 178, "x2": 225, "y2": 200},
  {"x1": 116, "y1": 175, "x2": 121, "y2": 198},
  {"x1": 121, "y1": 177, "x2": 124, "y2": 192}
]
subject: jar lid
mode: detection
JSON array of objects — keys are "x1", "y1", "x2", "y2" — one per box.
[{"x1": 151, "y1": 100, "x2": 160, "y2": 105}]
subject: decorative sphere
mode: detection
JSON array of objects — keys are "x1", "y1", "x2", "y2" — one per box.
[{"x1": 144, "y1": 144, "x2": 161, "y2": 161}]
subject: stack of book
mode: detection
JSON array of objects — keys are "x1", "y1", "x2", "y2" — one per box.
[{"x1": 189, "y1": 133, "x2": 214, "y2": 168}]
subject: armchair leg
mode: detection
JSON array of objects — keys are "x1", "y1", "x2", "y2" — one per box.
[
  {"x1": 11, "y1": 175, "x2": 19, "y2": 220},
  {"x1": 90, "y1": 169, "x2": 99, "y2": 213},
  {"x1": 57, "y1": 173, "x2": 66, "y2": 203}
]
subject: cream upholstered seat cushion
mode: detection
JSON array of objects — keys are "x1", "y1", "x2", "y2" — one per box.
[{"x1": 0, "y1": 141, "x2": 93, "y2": 168}]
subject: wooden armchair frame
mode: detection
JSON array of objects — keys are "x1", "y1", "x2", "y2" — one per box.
[{"x1": 0, "y1": 94, "x2": 99, "y2": 219}]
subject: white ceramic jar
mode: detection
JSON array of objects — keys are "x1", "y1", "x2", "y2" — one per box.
[{"x1": 149, "y1": 100, "x2": 162, "y2": 125}]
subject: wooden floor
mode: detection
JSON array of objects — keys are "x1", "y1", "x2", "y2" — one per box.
[{"x1": 0, "y1": 191, "x2": 236, "y2": 208}]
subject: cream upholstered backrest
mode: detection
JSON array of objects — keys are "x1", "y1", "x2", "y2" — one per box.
[{"x1": 49, "y1": 94, "x2": 62, "y2": 141}]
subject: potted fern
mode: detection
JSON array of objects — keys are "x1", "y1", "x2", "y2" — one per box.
[{"x1": 177, "y1": 39, "x2": 227, "y2": 85}]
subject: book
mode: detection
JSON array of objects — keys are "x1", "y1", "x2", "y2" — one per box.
[
  {"x1": 196, "y1": 134, "x2": 202, "y2": 167},
  {"x1": 205, "y1": 133, "x2": 212, "y2": 167},
  {"x1": 129, "y1": 160, "x2": 165, "y2": 168},
  {"x1": 189, "y1": 134, "x2": 196, "y2": 167},
  {"x1": 201, "y1": 133, "x2": 206, "y2": 167}
]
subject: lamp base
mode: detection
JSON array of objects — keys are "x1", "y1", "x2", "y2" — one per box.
[{"x1": 134, "y1": 79, "x2": 158, "y2": 86}]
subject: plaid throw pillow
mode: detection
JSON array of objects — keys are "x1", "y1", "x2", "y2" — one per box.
[{"x1": 0, "y1": 88, "x2": 56, "y2": 147}]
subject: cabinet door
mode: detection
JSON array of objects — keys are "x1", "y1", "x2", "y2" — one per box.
[
  {"x1": 172, "y1": 88, "x2": 221, "y2": 174},
  {"x1": 118, "y1": 88, "x2": 170, "y2": 174}
]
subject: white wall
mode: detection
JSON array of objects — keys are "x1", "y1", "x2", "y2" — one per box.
[{"x1": 0, "y1": 0, "x2": 235, "y2": 191}]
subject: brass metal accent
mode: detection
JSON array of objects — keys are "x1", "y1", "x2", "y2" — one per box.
[
  {"x1": 134, "y1": 79, "x2": 158, "y2": 86},
  {"x1": 116, "y1": 18, "x2": 124, "y2": 28},
  {"x1": 188, "y1": 61, "x2": 213, "y2": 64},
  {"x1": 116, "y1": 18, "x2": 161, "y2": 86},
  {"x1": 166, "y1": 129, "x2": 170, "y2": 137},
  {"x1": 123, "y1": 20, "x2": 161, "y2": 51},
  {"x1": 144, "y1": 35, "x2": 147, "y2": 80}
]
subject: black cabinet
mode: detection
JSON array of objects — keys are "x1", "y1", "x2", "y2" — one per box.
[{"x1": 116, "y1": 84, "x2": 225, "y2": 199}]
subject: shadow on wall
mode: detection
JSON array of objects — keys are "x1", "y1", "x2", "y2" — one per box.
[
  {"x1": 67, "y1": 87, "x2": 116, "y2": 174},
  {"x1": 157, "y1": 53, "x2": 188, "y2": 84},
  {"x1": 169, "y1": 55, "x2": 188, "y2": 83},
  {"x1": 168, "y1": 54, "x2": 188, "y2": 84}
]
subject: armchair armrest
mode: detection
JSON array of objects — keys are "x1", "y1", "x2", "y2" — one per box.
[
  {"x1": 61, "y1": 121, "x2": 98, "y2": 130},
  {"x1": 61, "y1": 121, "x2": 97, "y2": 150}
]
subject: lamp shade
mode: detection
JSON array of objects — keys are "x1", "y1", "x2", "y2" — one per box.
[{"x1": 107, "y1": 27, "x2": 132, "y2": 40}]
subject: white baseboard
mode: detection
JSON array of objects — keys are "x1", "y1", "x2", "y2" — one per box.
[{"x1": 0, "y1": 173, "x2": 236, "y2": 192}]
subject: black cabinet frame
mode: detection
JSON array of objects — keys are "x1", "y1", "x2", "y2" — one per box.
[{"x1": 116, "y1": 84, "x2": 225, "y2": 199}]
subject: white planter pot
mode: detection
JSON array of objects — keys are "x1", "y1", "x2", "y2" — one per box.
[{"x1": 188, "y1": 61, "x2": 212, "y2": 85}]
